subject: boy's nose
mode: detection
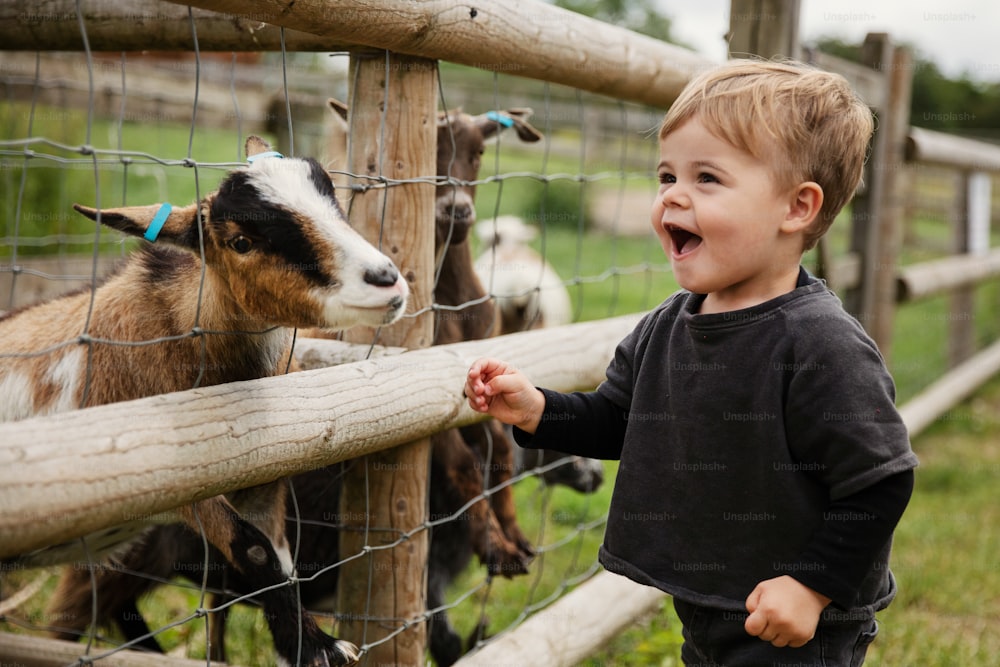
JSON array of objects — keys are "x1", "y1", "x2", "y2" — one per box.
[{"x1": 661, "y1": 183, "x2": 691, "y2": 209}]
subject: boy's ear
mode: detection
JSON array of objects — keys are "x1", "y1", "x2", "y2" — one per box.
[
  {"x1": 781, "y1": 182, "x2": 824, "y2": 234},
  {"x1": 73, "y1": 202, "x2": 201, "y2": 250}
]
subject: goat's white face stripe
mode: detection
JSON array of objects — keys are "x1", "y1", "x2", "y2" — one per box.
[
  {"x1": 245, "y1": 158, "x2": 345, "y2": 238},
  {"x1": 244, "y1": 158, "x2": 408, "y2": 317},
  {"x1": 246, "y1": 160, "x2": 398, "y2": 282}
]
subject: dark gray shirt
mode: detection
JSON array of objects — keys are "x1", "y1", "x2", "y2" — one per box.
[{"x1": 528, "y1": 272, "x2": 917, "y2": 614}]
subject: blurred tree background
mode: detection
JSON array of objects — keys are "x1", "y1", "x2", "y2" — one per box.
[
  {"x1": 812, "y1": 37, "x2": 1000, "y2": 141},
  {"x1": 551, "y1": 1, "x2": 1000, "y2": 141}
]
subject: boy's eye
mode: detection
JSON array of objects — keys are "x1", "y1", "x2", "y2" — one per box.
[
  {"x1": 658, "y1": 172, "x2": 676, "y2": 185},
  {"x1": 697, "y1": 172, "x2": 719, "y2": 184}
]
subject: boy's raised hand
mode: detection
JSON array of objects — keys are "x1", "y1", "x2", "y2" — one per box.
[
  {"x1": 744, "y1": 575, "x2": 831, "y2": 648},
  {"x1": 465, "y1": 358, "x2": 545, "y2": 434}
]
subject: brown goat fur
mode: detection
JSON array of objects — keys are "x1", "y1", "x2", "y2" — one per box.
[{"x1": 429, "y1": 107, "x2": 542, "y2": 572}]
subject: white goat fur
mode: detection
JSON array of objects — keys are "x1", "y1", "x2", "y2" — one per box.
[{"x1": 474, "y1": 215, "x2": 572, "y2": 333}]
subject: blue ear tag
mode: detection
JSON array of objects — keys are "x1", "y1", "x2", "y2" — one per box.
[
  {"x1": 144, "y1": 203, "x2": 172, "y2": 242},
  {"x1": 485, "y1": 111, "x2": 515, "y2": 128},
  {"x1": 246, "y1": 151, "x2": 285, "y2": 164}
]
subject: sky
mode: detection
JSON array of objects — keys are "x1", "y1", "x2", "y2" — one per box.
[{"x1": 661, "y1": 0, "x2": 1000, "y2": 82}]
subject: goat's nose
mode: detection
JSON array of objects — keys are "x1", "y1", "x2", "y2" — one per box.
[
  {"x1": 447, "y1": 202, "x2": 473, "y2": 224},
  {"x1": 364, "y1": 264, "x2": 400, "y2": 288}
]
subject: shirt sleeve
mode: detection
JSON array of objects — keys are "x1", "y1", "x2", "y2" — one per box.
[
  {"x1": 788, "y1": 469, "x2": 915, "y2": 609},
  {"x1": 513, "y1": 388, "x2": 629, "y2": 460},
  {"x1": 783, "y1": 308, "x2": 918, "y2": 499}
]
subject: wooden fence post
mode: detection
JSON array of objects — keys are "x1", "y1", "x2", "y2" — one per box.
[
  {"x1": 727, "y1": 0, "x2": 801, "y2": 60},
  {"x1": 844, "y1": 34, "x2": 913, "y2": 359},
  {"x1": 335, "y1": 50, "x2": 438, "y2": 665},
  {"x1": 950, "y1": 170, "x2": 991, "y2": 365}
]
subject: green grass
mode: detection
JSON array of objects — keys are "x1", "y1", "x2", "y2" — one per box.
[
  {"x1": 868, "y1": 379, "x2": 1000, "y2": 665},
  {"x1": 0, "y1": 102, "x2": 266, "y2": 259}
]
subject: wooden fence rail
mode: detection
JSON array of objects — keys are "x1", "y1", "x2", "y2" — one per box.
[
  {"x1": 901, "y1": 126, "x2": 1000, "y2": 368},
  {"x1": 0, "y1": 315, "x2": 640, "y2": 561},
  {"x1": 0, "y1": 0, "x2": 714, "y2": 109}
]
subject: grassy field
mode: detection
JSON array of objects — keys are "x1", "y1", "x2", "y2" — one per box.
[{"x1": 3, "y1": 104, "x2": 1000, "y2": 665}]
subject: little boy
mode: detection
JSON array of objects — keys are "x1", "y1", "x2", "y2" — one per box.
[{"x1": 465, "y1": 59, "x2": 918, "y2": 666}]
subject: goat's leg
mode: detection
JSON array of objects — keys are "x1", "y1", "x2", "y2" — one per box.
[
  {"x1": 460, "y1": 422, "x2": 534, "y2": 559},
  {"x1": 178, "y1": 496, "x2": 359, "y2": 666},
  {"x1": 47, "y1": 535, "x2": 172, "y2": 651},
  {"x1": 431, "y1": 429, "x2": 530, "y2": 576},
  {"x1": 114, "y1": 596, "x2": 162, "y2": 652},
  {"x1": 426, "y1": 572, "x2": 462, "y2": 667},
  {"x1": 48, "y1": 562, "x2": 164, "y2": 650},
  {"x1": 207, "y1": 590, "x2": 230, "y2": 663}
]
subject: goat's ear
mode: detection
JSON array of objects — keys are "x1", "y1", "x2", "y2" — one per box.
[
  {"x1": 327, "y1": 98, "x2": 349, "y2": 122},
  {"x1": 73, "y1": 202, "x2": 201, "y2": 249},
  {"x1": 476, "y1": 108, "x2": 543, "y2": 143},
  {"x1": 437, "y1": 108, "x2": 464, "y2": 127},
  {"x1": 504, "y1": 108, "x2": 543, "y2": 143},
  {"x1": 245, "y1": 135, "x2": 273, "y2": 159}
]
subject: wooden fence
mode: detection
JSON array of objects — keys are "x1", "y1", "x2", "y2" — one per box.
[
  {"x1": 2, "y1": 0, "x2": 1000, "y2": 665},
  {"x1": 0, "y1": 1, "x2": 705, "y2": 665}
]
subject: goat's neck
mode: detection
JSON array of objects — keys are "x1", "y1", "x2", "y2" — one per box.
[
  {"x1": 118, "y1": 254, "x2": 292, "y2": 386},
  {"x1": 179, "y1": 267, "x2": 291, "y2": 376},
  {"x1": 435, "y1": 239, "x2": 497, "y2": 342}
]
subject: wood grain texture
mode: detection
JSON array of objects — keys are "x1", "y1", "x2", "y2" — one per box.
[
  {"x1": 160, "y1": 0, "x2": 711, "y2": 108},
  {"x1": 0, "y1": 312, "x2": 641, "y2": 571},
  {"x1": 335, "y1": 51, "x2": 438, "y2": 663},
  {"x1": 454, "y1": 571, "x2": 667, "y2": 667},
  {"x1": 2, "y1": 0, "x2": 712, "y2": 107},
  {"x1": 1, "y1": 0, "x2": 341, "y2": 51},
  {"x1": 0, "y1": 632, "x2": 222, "y2": 667}
]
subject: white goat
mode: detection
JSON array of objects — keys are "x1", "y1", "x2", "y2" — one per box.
[
  {"x1": 474, "y1": 215, "x2": 573, "y2": 333},
  {"x1": 0, "y1": 136, "x2": 408, "y2": 667}
]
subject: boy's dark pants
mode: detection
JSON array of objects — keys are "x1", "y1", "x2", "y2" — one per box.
[{"x1": 673, "y1": 598, "x2": 879, "y2": 667}]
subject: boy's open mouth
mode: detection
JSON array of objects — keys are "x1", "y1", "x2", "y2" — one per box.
[{"x1": 668, "y1": 225, "x2": 703, "y2": 256}]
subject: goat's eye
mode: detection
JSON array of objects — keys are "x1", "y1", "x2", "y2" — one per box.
[{"x1": 229, "y1": 236, "x2": 253, "y2": 254}]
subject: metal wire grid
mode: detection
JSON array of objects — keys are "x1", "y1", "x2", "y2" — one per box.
[{"x1": 0, "y1": 6, "x2": 670, "y2": 665}]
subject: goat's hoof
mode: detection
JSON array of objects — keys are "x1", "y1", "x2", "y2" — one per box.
[
  {"x1": 303, "y1": 636, "x2": 360, "y2": 667},
  {"x1": 326, "y1": 637, "x2": 361, "y2": 667},
  {"x1": 340, "y1": 639, "x2": 362, "y2": 666},
  {"x1": 506, "y1": 528, "x2": 535, "y2": 560},
  {"x1": 466, "y1": 616, "x2": 490, "y2": 651},
  {"x1": 514, "y1": 537, "x2": 535, "y2": 561},
  {"x1": 485, "y1": 547, "x2": 533, "y2": 578}
]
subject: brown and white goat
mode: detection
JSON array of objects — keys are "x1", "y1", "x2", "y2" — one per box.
[
  {"x1": 46, "y1": 110, "x2": 549, "y2": 665},
  {"x1": 0, "y1": 136, "x2": 409, "y2": 667}
]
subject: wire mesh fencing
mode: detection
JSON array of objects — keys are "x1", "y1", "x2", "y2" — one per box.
[{"x1": 0, "y1": 10, "x2": 675, "y2": 666}]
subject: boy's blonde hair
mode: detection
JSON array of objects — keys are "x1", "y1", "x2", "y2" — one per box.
[{"x1": 659, "y1": 59, "x2": 874, "y2": 250}]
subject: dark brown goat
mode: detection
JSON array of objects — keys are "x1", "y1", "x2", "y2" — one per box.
[
  {"x1": 430, "y1": 107, "x2": 544, "y2": 575},
  {"x1": 75, "y1": 445, "x2": 602, "y2": 665}
]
